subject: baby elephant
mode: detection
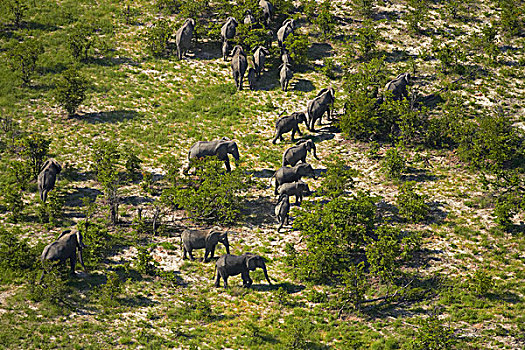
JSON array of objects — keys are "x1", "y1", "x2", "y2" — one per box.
[
  {"x1": 278, "y1": 180, "x2": 310, "y2": 205},
  {"x1": 215, "y1": 252, "x2": 272, "y2": 288},
  {"x1": 40, "y1": 229, "x2": 87, "y2": 282},
  {"x1": 275, "y1": 193, "x2": 290, "y2": 232},
  {"x1": 38, "y1": 159, "x2": 62, "y2": 203},
  {"x1": 182, "y1": 228, "x2": 230, "y2": 262}
]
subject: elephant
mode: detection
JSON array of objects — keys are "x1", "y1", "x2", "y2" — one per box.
[
  {"x1": 259, "y1": 0, "x2": 274, "y2": 26},
  {"x1": 38, "y1": 159, "x2": 62, "y2": 203},
  {"x1": 221, "y1": 17, "x2": 238, "y2": 43},
  {"x1": 244, "y1": 10, "x2": 256, "y2": 28},
  {"x1": 275, "y1": 193, "x2": 290, "y2": 231},
  {"x1": 277, "y1": 19, "x2": 295, "y2": 50},
  {"x1": 186, "y1": 138, "x2": 240, "y2": 173},
  {"x1": 253, "y1": 46, "x2": 269, "y2": 78},
  {"x1": 306, "y1": 87, "x2": 335, "y2": 131},
  {"x1": 282, "y1": 139, "x2": 319, "y2": 167},
  {"x1": 247, "y1": 67, "x2": 256, "y2": 90},
  {"x1": 281, "y1": 49, "x2": 291, "y2": 65},
  {"x1": 273, "y1": 163, "x2": 315, "y2": 195},
  {"x1": 384, "y1": 72, "x2": 411, "y2": 101},
  {"x1": 39, "y1": 229, "x2": 87, "y2": 282},
  {"x1": 182, "y1": 228, "x2": 230, "y2": 262},
  {"x1": 231, "y1": 45, "x2": 248, "y2": 90},
  {"x1": 278, "y1": 180, "x2": 310, "y2": 205},
  {"x1": 222, "y1": 40, "x2": 231, "y2": 61},
  {"x1": 279, "y1": 63, "x2": 293, "y2": 92},
  {"x1": 272, "y1": 111, "x2": 307, "y2": 144},
  {"x1": 176, "y1": 18, "x2": 195, "y2": 60},
  {"x1": 214, "y1": 252, "x2": 271, "y2": 288}
]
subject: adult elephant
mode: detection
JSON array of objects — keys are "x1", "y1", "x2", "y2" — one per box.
[
  {"x1": 186, "y1": 138, "x2": 240, "y2": 173},
  {"x1": 176, "y1": 18, "x2": 195, "y2": 60},
  {"x1": 273, "y1": 163, "x2": 315, "y2": 195},
  {"x1": 384, "y1": 72, "x2": 411, "y2": 101},
  {"x1": 279, "y1": 63, "x2": 293, "y2": 92},
  {"x1": 277, "y1": 19, "x2": 295, "y2": 50},
  {"x1": 306, "y1": 87, "x2": 335, "y2": 131},
  {"x1": 221, "y1": 17, "x2": 238, "y2": 43},
  {"x1": 39, "y1": 229, "x2": 87, "y2": 282},
  {"x1": 253, "y1": 46, "x2": 270, "y2": 78},
  {"x1": 272, "y1": 111, "x2": 307, "y2": 144},
  {"x1": 214, "y1": 253, "x2": 272, "y2": 288},
  {"x1": 282, "y1": 139, "x2": 318, "y2": 167},
  {"x1": 182, "y1": 228, "x2": 230, "y2": 262},
  {"x1": 38, "y1": 159, "x2": 62, "y2": 203},
  {"x1": 231, "y1": 45, "x2": 248, "y2": 90},
  {"x1": 259, "y1": 0, "x2": 274, "y2": 26}
]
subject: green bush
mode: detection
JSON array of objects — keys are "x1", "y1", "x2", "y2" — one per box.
[
  {"x1": 143, "y1": 19, "x2": 173, "y2": 58},
  {"x1": 53, "y1": 67, "x2": 88, "y2": 117},
  {"x1": 382, "y1": 146, "x2": 406, "y2": 179},
  {"x1": 431, "y1": 39, "x2": 466, "y2": 75},
  {"x1": 92, "y1": 141, "x2": 121, "y2": 225},
  {"x1": 168, "y1": 158, "x2": 248, "y2": 225},
  {"x1": 350, "y1": 0, "x2": 375, "y2": 19},
  {"x1": 16, "y1": 132, "x2": 50, "y2": 179},
  {"x1": 396, "y1": 181, "x2": 429, "y2": 223},
  {"x1": 123, "y1": 146, "x2": 142, "y2": 182},
  {"x1": 1, "y1": 0, "x2": 28, "y2": 27},
  {"x1": 466, "y1": 268, "x2": 494, "y2": 297},
  {"x1": 493, "y1": 195, "x2": 518, "y2": 231},
  {"x1": 98, "y1": 271, "x2": 124, "y2": 307},
  {"x1": 283, "y1": 33, "x2": 309, "y2": 66},
  {"x1": 0, "y1": 226, "x2": 37, "y2": 275},
  {"x1": 315, "y1": 0, "x2": 336, "y2": 38},
  {"x1": 408, "y1": 314, "x2": 456, "y2": 350},
  {"x1": 6, "y1": 39, "x2": 44, "y2": 86},
  {"x1": 235, "y1": 26, "x2": 272, "y2": 54},
  {"x1": 405, "y1": 0, "x2": 428, "y2": 34},
  {"x1": 67, "y1": 24, "x2": 95, "y2": 61},
  {"x1": 356, "y1": 19, "x2": 380, "y2": 60},
  {"x1": 319, "y1": 158, "x2": 357, "y2": 198},
  {"x1": 78, "y1": 221, "x2": 112, "y2": 269},
  {"x1": 280, "y1": 316, "x2": 316, "y2": 350},
  {"x1": 2, "y1": 183, "x2": 25, "y2": 223},
  {"x1": 135, "y1": 246, "x2": 158, "y2": 276},
  {"x1": 286, "y1": 192, "x2": 376, "y2": 283},
  {"x1": 499, "y1": 0, "x2": 522, "y2": 38}
]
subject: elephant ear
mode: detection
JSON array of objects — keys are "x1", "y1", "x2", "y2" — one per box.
[
  {"x1": 206, "y1": 230, "x2": 221, "y2": 245},
  {"x1": 76, "y1": 230, "x2": 86, "y2": 249},
  {"x1": 57, "y1": 229, "x2": 71, "y2": 240},
  {"x1": 54, "y1": 160, "x2": 63, "y2": 174},
  {"x1": 41, "y1": 159, "x2": 52, "y2": 172},
  {"x1": 246, "y1": 255, "x2": 257, "y2": 270}
]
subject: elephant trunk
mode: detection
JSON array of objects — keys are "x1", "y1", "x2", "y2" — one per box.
[
  {"x1": 224, "y1": 240, "x2": 230, "y2": 255},
  {"x1": 312, "y1": 143, "x2": 319, "y2": 160},
  {"x1": 262, "y1": 264, "x2": 272, "y2": 285},
  {"x1": 78, "y1": 249, "x2": 86, "y2": 271}
]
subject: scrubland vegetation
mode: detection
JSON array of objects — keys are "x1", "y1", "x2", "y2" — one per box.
[{"x1": 0, "y1": 0, "x2": 524, "y2": 348}]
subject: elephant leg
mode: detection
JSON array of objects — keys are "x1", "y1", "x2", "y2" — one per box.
[
  {"x1": 183, "y1": 246, "x2": 188, "y2": 260},
  {"x1": 224, "y1": 158, "x2": 231, "y2": 172},
  {"x1": 291, "y1": 128, "x2": 296, "y2": 141},
  {"x1": 296, "y1": 126, "x2": 303, "y2": 136},
  {"x1": 272, "y1": 132, "x2": 279, "y2": 144},
  {"x1": 188, "y1": 249, "x2": 195, "y2": 261},
  {"x1": 210, "y1": 246, "x2": 216, "y2": 259},
  {"x1": 70, "y1": 255, "x2": 76, "y2": 275},
  {"x1": 223, "y1": 273, "x2": 228, "y2": 288},
  {"x1": 274, "y1": 181, "x2": 279, "y2": 195},
  {"x1": 242, "y1": 272, "x2": 253, "y2": 288},
  {"x1": 214, "y1": 269, "x2": 221, "y2": 287},
  {"x1": 239, "y1": 77, "x2": 243, "y2": 91}
]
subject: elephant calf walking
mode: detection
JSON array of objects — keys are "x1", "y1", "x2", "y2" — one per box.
[
  {"x1": 272, "y1": 112, "x2": 307, "y2": 144},
  {"x1": 182, "y1": 228, "x2": 230, "y2": 262},
  {"x1": 38, "y1": 159, "x2": 62, "y2": 203},
  {"x1": 40, "y1": 229, "x2": 87, "y2": 282},
  {"x1": 214, "y1": 253, "x2": 271, "y2": 288},
  {"x1": 275, "y1": 193, "x2": 290, "y2": 232}
]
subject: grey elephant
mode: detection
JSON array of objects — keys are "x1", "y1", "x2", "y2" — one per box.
[
  {"x1": 278, "y1": 180, "x2": 310, "y2": 205},
  {"x1": 247, "y1": 67, "x2": 256, "y2": 90},
  {"x1": 176, "y1": 18, "x2": 195, "y2": 60},
  {"x1": 222, "y1": 40, "x2": 231, "y2": 61},
  {"x1": 186, "y1": 138, "x2": 240, "y2": 173},
  {"x1": 253, "y1": 46, "x2": 269, "y2": 78},
  {"x1": 277, "y1": 19, "x2": 295, "y2": 50},
  {"x1": 39, "y1": 229, "x2": 87, "y2": 282},
  {"x1": 182, "y1": 228, "x2": 230, "y2": 262},
  {"x1": 272, "y1": 111, "x2": 307, "y2": 144},
  {"x1": 259, "y1": 0, "x2": 274, "y2": 26},
  {"x1": 38, "y1": 159, "x2": 62, "y2": 203},
  {"x1": 275, "y1": 193, "x2": 290, "y2": 231},
  {"x1": 306, "y1": 87, "x2": 335, "y2": 131},
  {"x1": 221, "y1": 17, "x2": 238, "y2": 43},
  {"x1": 231, "y1": 45, "x2": 248, "y2": 90},
  {"x1": 281, "y1": 49, "x2": 291, "y2": 65},
  {"x1": 273, "y1": 163, "x2": 315, "y2": 195},
  {"x1": 282, "y1": 139, "x2": 319, "y2": 167},
  {"x1": 384, "y1": 72, "x2": 411, "y2": 100},
  {"x1": 244, "y1": 10, "x2": 256, "y2": 28},
  {"x1": 214, "y1": 252, "x2": 272, "y2": 288},
  {"x1": 279, "y1": 63, "x2": 293, "y2": 92}
]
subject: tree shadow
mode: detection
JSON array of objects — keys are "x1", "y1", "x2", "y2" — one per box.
[
  {"x1": 77, "y1": 110, "x2": 142, "y2": 124},
  {"x1": 400, "y1": 167, "x2": 440, "y2": 182},
  {"x1": 428, "y1": 201, "x2": 448, "y2": 224},
  {"x1": 307, "y1": 43, "x2": 334, "y2": 61},
  {"x1": 251, "y1": 281, "x2": 305, "y2": 293},
  {"x1": 87, "y1": 55, "x2": 139, "y2": 67},
  {"x1": 243, "y1": 196, "x2": 276, "y2": 226},
  {"x1": 193, "y1": 41, "x2": 223, "y2": 61},
  {"x1": 293, "y1": 78, "x2": 315, "y2": 92},
  {"x1": 65, "y1": 187, "x2": 103, "y2": 208}
]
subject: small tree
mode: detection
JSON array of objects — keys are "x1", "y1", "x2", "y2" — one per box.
[
  {"x1": 17, "y1": 133, "x2": 50, "y2": 179},
  {"x1": 53, "y1": 67, "x2": 88, "y2": 117},
  {"x1": 7, "y1": 39, "x2": 44, "y2": 86},
  {"x1": 67, "y1": 23, "x2": 96, "y2": 62},
  {"x1": 355, "y1": 20, "x2": 380, "y2": 60},
  {"x1": 405, "y1": 0, "x2": 428, "y2": 34},
  {"x1": 396, "y1": 181, "x2": 429, "y2": 223},
  {"x1": 382, "y1": 146, "x2": 406, "y2": 179},
  {"x1": 283, "y1": 33, "x2": 310, "y2": 66},
  {"x1": 1, "y1": 0, "x2": 28, "y2": 28},
  {"x1": 319, "y1": 158, "x2": 357, "y2": 198},
  {"x1": 350, "y1": 0, "x2": 375, "y2": 19},
  {"x1": 143, "y1": 19, "x2": 173, "y2": 57},
  {"x1": 315, "y1": 0, "x2": 336, "y2": 38},
  {"x1": 92, "y1": 141, "x2": 121, "y2": 225},
  {"x1": 2, "y1": 183, "x2": 24, "y2": 223}
]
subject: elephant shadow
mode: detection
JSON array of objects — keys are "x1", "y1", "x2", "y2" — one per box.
[
  {"x1": 77, "y1": 110, "x2": 142, "y2": 124},
  {"x1": 249, "y1": 169, "x2": 275, "y2": 178},
  {"x1": 293, "y1": 79, "x2": 315, "y2": 92},
  {"x1": 65, "y1": 187, "x2": 103, "y2": 209},
  {"x1": 307, "y1": 43, "x2": 334, "y2": 61},
  {"x1": 251, "y1": 281, "x2": 305, "y2": 293}
]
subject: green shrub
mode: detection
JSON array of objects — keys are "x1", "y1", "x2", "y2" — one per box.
[
  {"x1": 283, "y1": 33, "x2": 309, "y2": 66},
  {"x1": 431, "y1": 39, "x2": 466, "y2": 74},
  {"x1": 2, "y1": 183, "x2": 24, "y2": 223},
  {"x1": 123, "y1": 146, "x2": 142, "y2": 182},
  {"x1": 135, "y1": 246, "x2": 158, "y2": 276},
  {"x1": 286, "y1": 192, "x2": 376, "y2": 283},
  {"x1": 356, "y1": 19, "x2": 380, "y2": 60},
  {"x1": 408, "y1": 314, "x2": 456, "y2": 350},
  {"x1": 493, "y1": 195, "x2": 517, "y2": 231},
  {"x1": 78, "y1": 221, "x2": 112, "y2": 269},
  {"x1": 6, "y1": 39, "x2": 44, "y2": 86},
  {"x1": 319, "y1": 158, "x2": 357, "y2": 198},
  {"x1": 336, "y1": 261, "x2": 368, "y2": 311},
  {"x1": 156, "y1": 0, "x2": 181, "y2": 14},
  {"x1": 98, "y1": 271, "x2": 124, "y2": 307},
  {"x1": 466, "y1": 268, "x2": 494, "y2": 297},
  {"x1": 53, "y1": 67, "x2": 88, "y2": 117},
  {"x1": 280, "y1": 316, "x2": 315, "y2": 350},
  {"x1": 17, "y1": 133, "x2": 50, "y2": 179},
  {"x1": 235, "y1": 26, "x2": 271, "y2": 54},
  {"x1": 178, "y1": 293, "x2": 215, "y2": 321},
  {"x1": 405, "y1": 0, "x2": 428, "y2": 34},
  {"x1": 169, "y1": 158, "x2": 248, "y2": 225},
  {"x1": 396, "y1": 181, "x2": 429, "y2": 223},
  {"x1": 382, "y1": 146, "x2": 406, "y2": 179},
  {"x1": 67, "y1": 24, "x2": 95, "y2": 61},
  {"x1": 0, "y1": 226, "x2": 37, "y2": 275},
  {"x1": 143, "y1": 19, "x2": 173, "y2": 58},
  {"x1": 499, "y1": 0, "x2": 522, "y2": 38},
  {"x1": 314, "y1": 0, "x2": 336, "y2": 38},
  {"x1": 441, "y1": 0, "x2": 467, "y2": 20},
  {"x1": 1, "y1": 0, "x2": 29, "y2": 27},
  {"x1": 92, "y1": 141, "x2": 121, "y2": 225},
  {"x1": 350, "y1": 0, "x2": 375, "y2": 19}
]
